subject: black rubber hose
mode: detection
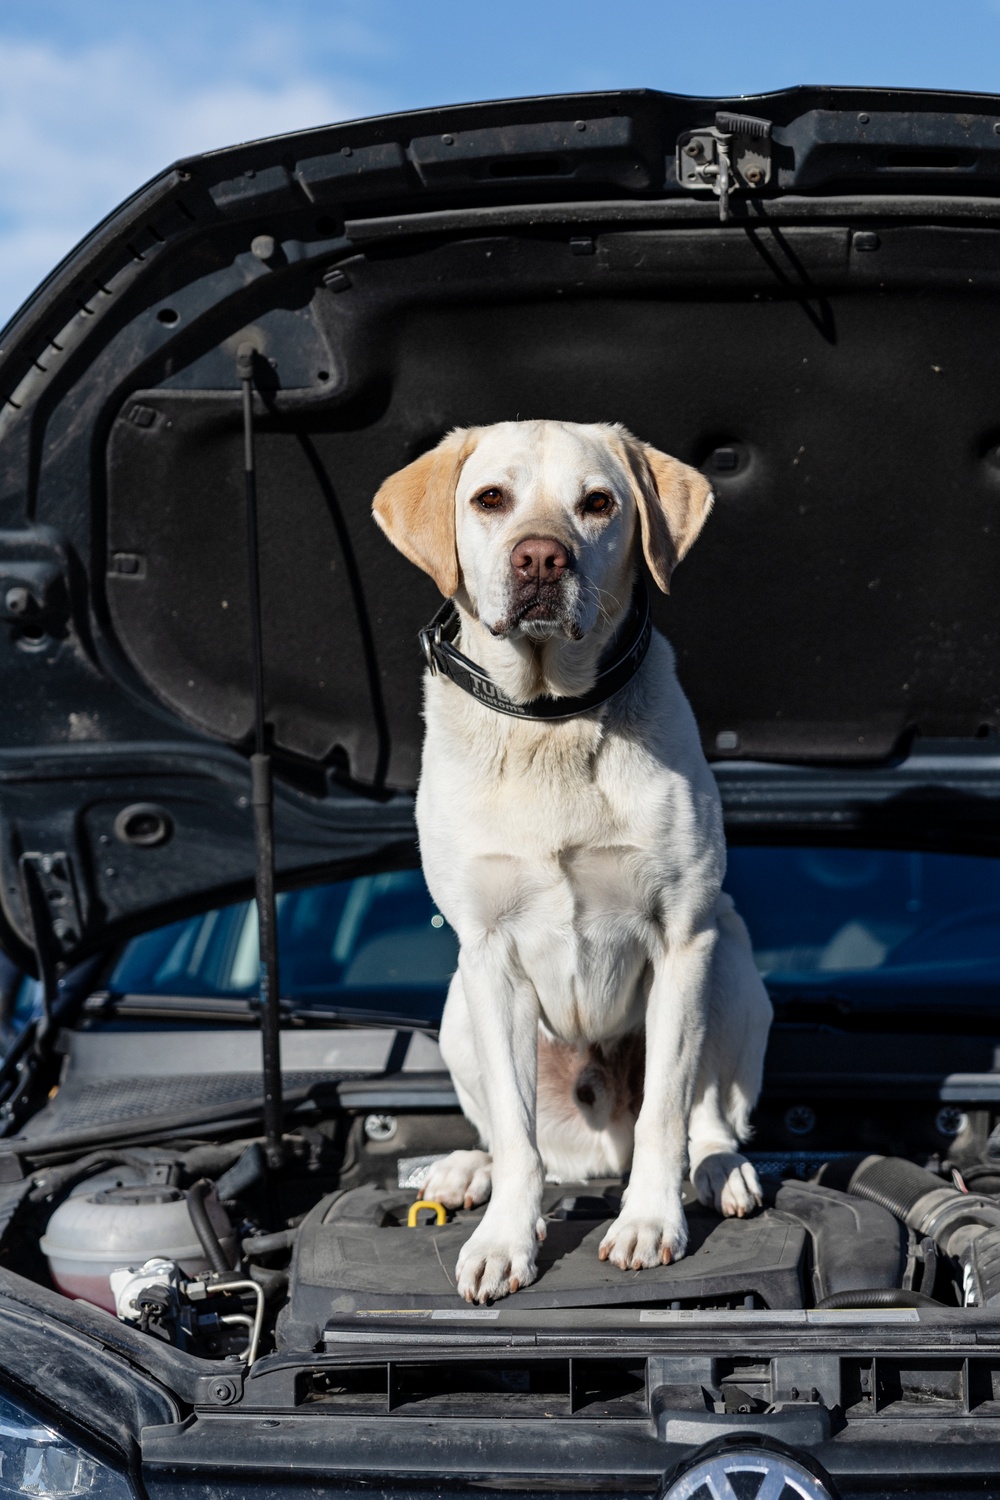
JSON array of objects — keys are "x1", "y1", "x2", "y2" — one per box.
[
  {"x1": 814, "y1": 1287, "x2": 943, "y2": 1310},
  {"x1": 241, "y1": 1226, "x2": 298, "y2": 1259},
  {"x1": 29, "y1": 1149, "x2": 152, "y2": 1204},
  {"x1": 185, "y1": 1179, "x2": 232, "y2": 1274},
  {"x1": 847, "y1": 1155, "x2": 946, "y2": 1222}
]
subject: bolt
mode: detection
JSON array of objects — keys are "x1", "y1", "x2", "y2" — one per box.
[
  {"x1": 4, "y1": 586, "x2": 31, "y2": 617},
  {"x1": 211, "y1": 1379, "x2": 238, "y2": 1405},
  {"x1": 250, "y1": 234, "x2": 276, "y2": 262},
  {"x1": 936, "y1": 1106, "x2": 968, "y2": 1137},
  {"x1": 364, "y1": 1113, "x2": 398, "y2": 1142},
  {"x1": 789, "y1": 1386, "x2": 799, "y2": 1401},
  {"x1": 341, "y1": 145, "x2": 353, "y2": 156},
  {"x1": 441, "y1": 134, "x2": 454, "y2": 146},
  {"x1": 745, "y1": 165, "x2": 764, "y2": 186},
  {"x1": 784, "y1": 1103, "x2": 816, "y2": 1136},
  {"x1": 684, "y1": 141, "x2": 703, "y2": 158},
  {"x1": 575, "y1": 120, "x2": 587, "y2": 132},
  {"x1": 858, "y1": 112, "x2": 870, "y2": 125}
]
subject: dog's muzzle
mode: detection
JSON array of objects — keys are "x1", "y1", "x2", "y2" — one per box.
[{"x1": 500, "y1": 535, "x2": 575, "y2": 635}]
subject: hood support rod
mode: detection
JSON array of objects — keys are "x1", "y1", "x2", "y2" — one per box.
[{"x1": 237, "y1": 343, "x2": 284, "y2": 1171}]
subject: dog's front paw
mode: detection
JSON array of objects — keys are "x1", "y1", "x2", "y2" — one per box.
[
  {"x1": 692, "y1": 1152, "x2": 763, "y2": 1218},
  {"x1": 455, "y1": 1217, "x2": 540, "y2": 1303},
  {"x1": 421, "y1": 1149, "x2": 492, "y2": 1210},
  {"x1": 598, "y1": 1201, "x2": 688, "y2": 1270}
]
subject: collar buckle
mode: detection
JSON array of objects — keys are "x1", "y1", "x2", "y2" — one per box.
[{"x1": 418, "y1": 624, "x2": 439, "y2": 675}]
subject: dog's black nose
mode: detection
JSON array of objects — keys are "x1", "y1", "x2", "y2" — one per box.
[{"x1": 511, "y1": 536, "x2": 570, "y2": 582}]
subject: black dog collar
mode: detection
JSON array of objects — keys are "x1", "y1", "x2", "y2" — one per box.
[{"x1": 418, "y1": 585, "x2": 652, "y2": 721}]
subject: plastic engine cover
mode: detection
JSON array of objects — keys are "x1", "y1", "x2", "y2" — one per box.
[{"x1": 279, "y1": 1182, "x2": 807, "y2": 1347}]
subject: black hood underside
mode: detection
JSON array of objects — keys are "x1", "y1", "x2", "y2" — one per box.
[{"x1": 3, "y1": 84, "x2": 1000, "y2": 966}]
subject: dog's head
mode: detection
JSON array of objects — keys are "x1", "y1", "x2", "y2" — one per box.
[{"x1": 373, "y1": 420, "x2": 713, "y2": 642}]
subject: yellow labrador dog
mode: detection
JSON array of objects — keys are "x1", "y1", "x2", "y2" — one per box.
[{"x1": 373, "y1": 420, "x2": 772, "y2": 1304}]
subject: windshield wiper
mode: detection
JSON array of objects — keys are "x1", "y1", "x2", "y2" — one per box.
[{"x1": 88, "y1": 991, "x2": 439, "y2": 1033}]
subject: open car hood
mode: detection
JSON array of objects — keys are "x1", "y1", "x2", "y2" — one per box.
[{"x1": 3, "y1": 83, "x2": 1000, "y2": 969}]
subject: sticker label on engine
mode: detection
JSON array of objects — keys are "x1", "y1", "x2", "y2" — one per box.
[
  {"x1": 431, "y1": 1309, "x2": 501, "y2": 1320},
  {"x1": 640, "y1": 1308, "x2": 920, "y2": 1323}
]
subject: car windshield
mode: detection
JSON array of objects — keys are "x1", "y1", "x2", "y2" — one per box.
[{"x1": 105, "y1": 846, "x2": 1000, "y2": 1027}]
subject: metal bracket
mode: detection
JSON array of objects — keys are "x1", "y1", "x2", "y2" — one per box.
[
  {"x1": 0, "y1": 527, "x2": 69, "y2": 628},
  {"x1": 676, "y1": 112, "x2": 773, "y2": 222},
  {"x1": 17, "y1": 853, "x2": 81, "y2": 1040},
  {"x1": 18, "y1": 850, "x2": 83, "y2": 968}
]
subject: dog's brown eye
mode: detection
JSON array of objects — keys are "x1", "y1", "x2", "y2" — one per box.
[
  {"x1": 475, "y1": 487, "x2": 504, "y2": 510},
  {"x1": 583, "y1": 490, "x2": 614, "y2": 516}
]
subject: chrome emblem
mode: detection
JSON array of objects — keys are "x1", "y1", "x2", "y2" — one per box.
[{"x1": 665, "y1": 1450, "x2": 832, "y2": 1500}]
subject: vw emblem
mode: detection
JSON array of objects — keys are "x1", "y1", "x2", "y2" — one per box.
[{"x1": 664, "y1": 1449, "x2": 833, "y2": 1500}]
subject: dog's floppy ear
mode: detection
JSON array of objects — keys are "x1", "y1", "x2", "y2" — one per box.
[
  {"x1": 372, "y1": 429, "x2": 475, "y2": 597},
  {"x1": 622, "y1": 437, "x2": 714, "y2": 594}
]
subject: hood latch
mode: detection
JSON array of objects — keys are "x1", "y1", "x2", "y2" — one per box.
[{"x1": 676, "y1": 112, "x2": 773, "y2": 222}]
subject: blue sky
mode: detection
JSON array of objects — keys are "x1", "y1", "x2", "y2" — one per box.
[{"x1": 3, "y1": 0, "x2": 1000, "y2": 325}]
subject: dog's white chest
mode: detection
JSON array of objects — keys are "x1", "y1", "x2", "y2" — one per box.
[
  {"x1": 419, "y1": 724, "x2": 681, "y2": 1044},
  {"x1": 417, "y1": 643, "x2": 725, "y2": 1046},
  {"x1": 514, "y1": 842, "x2": 658, "y2": 1042}
]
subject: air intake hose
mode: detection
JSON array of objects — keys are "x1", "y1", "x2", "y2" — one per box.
[
  {"x1": 814, "y1": 1287, "x2": 941, "y2": 1311},
  {"x1": 847, "y1": 1155, "x2": 1000, "y2": 1307}
]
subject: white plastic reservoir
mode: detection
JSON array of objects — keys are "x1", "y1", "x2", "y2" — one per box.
[{"x1": 41, "y1": 1179, "x2": 234, "y2": 1313}]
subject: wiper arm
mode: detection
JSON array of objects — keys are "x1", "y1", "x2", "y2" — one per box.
[
  {"x1": 90, "y1": 991, "x2": 438, "y2": 1032},
  {"x1": 87, "y1": 992, "x2": 256, "y2": 1023},
  {"x1": 282, "y1": 1003, "x2": 438, "y2": 1033}
]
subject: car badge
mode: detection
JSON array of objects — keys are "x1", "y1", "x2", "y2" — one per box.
[{"x1": 663, "y1": 1449, "x2": 833, "y2": 1500}]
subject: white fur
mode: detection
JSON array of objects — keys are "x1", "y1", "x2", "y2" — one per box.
[{"x1": 383, "y1": 421, "x2": 772, "y2": 1303}]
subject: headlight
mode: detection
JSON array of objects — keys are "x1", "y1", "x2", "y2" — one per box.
[{"x1": 0, "y1": 1392, "x2": 131, "y2": 1499}]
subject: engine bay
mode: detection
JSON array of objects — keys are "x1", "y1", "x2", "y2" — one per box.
[{"x1": 1, "y1": 1016, "x2": 1000, "y2": 1365}]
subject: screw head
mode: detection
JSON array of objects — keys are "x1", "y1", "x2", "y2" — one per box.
[
  {"x1": 250, "y1": 234, "x2": 276, "y2": 262},
  {"x1": 858, "y1": 112, "x2": 870, "y2": 124},
  {"x1": 4, "y1": 586, "x2": 31, "y2": 616},
  {"x1": 364, "y1": 1112, "x2": 398, "y2": 1142},
  {"x1": 936, "y1": 1106, "x2": 968, "y2": 1137},
  {"x1": 784, "y1": 1103, "x2": 817, "y2": 1136},
  {"x1": 441, "y1": 134, "x2": 454, "y2": 146},
  {"x1": 574, "y1": 120, "x2": 587, "y2": 132},
  {"x1": 210, "y1": 1378, "x2": 238, "y2": 1405}
]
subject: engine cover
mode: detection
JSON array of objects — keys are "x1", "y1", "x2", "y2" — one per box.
[{"x1": 278, "y1": 1182, "x2": 808, "y2": 1348}]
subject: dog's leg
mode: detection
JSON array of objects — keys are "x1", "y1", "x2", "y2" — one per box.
[
  {"x1": 689, "y1": 899, "x2": 770, "y2": 1217},
  {"x1": 449, "y1": 937, "x2": 544, "y2": 1303},
  {"x1": 688, "y1": 1084, "x2": 763, "y2": 1218},
  {"x1": 599, "y1": 928, "x2": 716, "y2": 1269},
  {"x1": 422, "y1": 972, "x2": 494, "y2": 1209}
]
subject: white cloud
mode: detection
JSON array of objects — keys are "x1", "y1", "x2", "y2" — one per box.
[{"x1": 0, "y1": 34, "x2": 376, "y2": 327}]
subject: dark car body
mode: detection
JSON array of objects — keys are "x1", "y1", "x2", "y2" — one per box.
[{"x1": 3, "y1": 84, "x2": 1000, "y2": 1498}]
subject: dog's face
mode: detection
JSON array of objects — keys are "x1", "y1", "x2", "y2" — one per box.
[
  {"x1": 373, "y1": 420, "x2": 713, "y2": 642},
  {"x1": 454, "y1": 422, "x2": 638, "y2": 641}
]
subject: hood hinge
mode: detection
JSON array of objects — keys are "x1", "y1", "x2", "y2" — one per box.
[{"x1": 676, "y1": 112, "x2": 773, "y2": 221}]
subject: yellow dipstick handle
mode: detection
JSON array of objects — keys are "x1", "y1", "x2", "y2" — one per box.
[{"x1": 408, "y1": 1199, "x2": 447, "y2": 1227}]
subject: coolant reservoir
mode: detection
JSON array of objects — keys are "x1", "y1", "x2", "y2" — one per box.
[{"x1": 40, "y1": 1182, "x2": 234, "y2": 1312}]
